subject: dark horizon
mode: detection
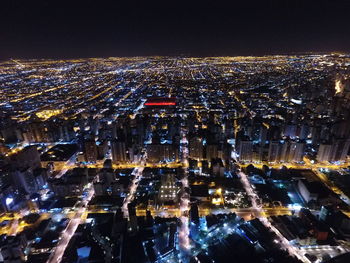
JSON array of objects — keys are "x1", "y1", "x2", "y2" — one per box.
[
  {"x1": 1, "y1": 0, "x2": 350, "y2": 60},
  {"x1": 2, "y1": 51, "x2": 349, "y2": 62}
]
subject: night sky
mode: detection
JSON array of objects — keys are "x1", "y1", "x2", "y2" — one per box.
[{"x1": 1, "y1": 0, "x2": 350, "y2": 59}]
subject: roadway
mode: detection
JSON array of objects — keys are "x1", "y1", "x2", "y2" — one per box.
[
  {"x1": 47, "y1": 185, "x2": 94, "y2": 263},
  {"x1": 135, "y1": 206, "x2": 292, "y2": 219},
  {"x1": 121, "y1": 166, "x2": 145, "y2": 218},
  {"x1": 237, "y1": 168, "x2": 310, "y2": 263},
  {"x1": 178, "y1": 122, "x2": 191, "y2": 262}
]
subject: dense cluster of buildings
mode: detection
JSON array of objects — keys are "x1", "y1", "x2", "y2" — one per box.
[{"x1": 0, "y1": 55, "x2": 350, "y2": 262}]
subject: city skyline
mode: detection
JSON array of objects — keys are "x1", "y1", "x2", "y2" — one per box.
[
  {"x1": 0, "y1": 55, "x2": 350, "y2": 262},
  {"x1": 2, "y1": 1, "x2": 350, "y2": 262}
]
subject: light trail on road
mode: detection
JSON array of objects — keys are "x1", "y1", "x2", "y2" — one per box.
[
  {"x1": 122, "y1": 166, "x2": 144, "y2": 218},
  {"x1": 179, "y1": 125, "x2": 191, "y2": 262},
  {"x1": 121, "y1": 95, "x2": 147, "y2": 218},
  {"x1": 238, "y1": 170, "x2": 310, "y2": 263},
  {"x1": 54, "y1": 153, "x2": 78, "y2": 179},
  {"x1": 47, "y1": 187, "x2": 94, "y2": 263}
]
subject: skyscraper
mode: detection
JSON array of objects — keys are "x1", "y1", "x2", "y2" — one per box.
[
  {"x1": 189, "y1": 136, "x2": 204, "y2": 160},
  {"x1": 280, "y1": 141, "x2": 290, "y2": 162},
  {"x1": 317, "y1": 144, "x2": 332, "y2": 162},
  {"x1": 238, "y1": 140, "x2": 253, "y2": 162},
  {"x1": 268, "y1": 141, "x2": 281, "y2": 162},
  {"x1": 329, "y1": 139, "x2": 350, "y2": 162},
  {"x1": 146, "y1": 144, "x2": 178, "y2": 163},
  {"x1": 259, "y1": 125, "x2": 268, "y2": 146},
  {"x1": 206, "y1": 144, "x2": 218, "y2": 161},
  {"x1": 10, "y1": 146, "x2": 41, "y2": 171},
  {"x1": 84, "y1": 139, "x2": 98, "y2": 163},
  {"x1": 111, "y1": 139, "x2": 127, "y2": 164},
  {"x1": 289, "y1": 142, "x2": 305, "y2": 162}
]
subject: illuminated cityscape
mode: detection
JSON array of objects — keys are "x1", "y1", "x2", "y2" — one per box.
[{"x1": 0, "y1": 55, "x2": 350, "y2": 263}]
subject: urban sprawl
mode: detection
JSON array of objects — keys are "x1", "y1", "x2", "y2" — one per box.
[{"x1": 0, "y1": 55, "x2": 350, "y2": 263}]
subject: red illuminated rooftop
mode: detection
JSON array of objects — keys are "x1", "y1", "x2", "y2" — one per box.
[{"x1": 144, "y1": 97, "x2": 176, "y2": 106}]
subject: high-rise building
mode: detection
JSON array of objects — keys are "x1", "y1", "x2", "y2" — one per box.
[
  {"x1": 28, "y1": 122, "x2": 51, "y2": 143},
  {"x1": 268, "y1": 141, "x2": 281, "y2": 162},
  {"x1": 12, "y1": 168, "x2": 38, "y2": 195},
  {"x1": 252, "y1": 147, "x2": 263, "y2": 162},
  {"x1": 299, "y1": 124, "x2": 310, "y2": 140},
  {"x1": 259, "y1": 126, "x2": 268, "y2": 146},
  {"x1": 332, "y1": 121, "x2": 350, "y2": 139},
  {"x1": 111, "y1": 139, "x2": 127, "y2": 164},
  {"x1": 147, "y1": 144, "x2": 178, "y2": 163},
  {"x1": 97, "y1": 140, "x2": 108, "y2": 160},
  {"x1": 279, "y1": 141, "x2": 305, "y2": 162},
  {"x1": 310, "y1": 126, "x2": 321, "y2": 145},
  {"x1": 0, "y1": 126, "x2": 21, "y2": 144},
  {"x1": 329, "y1": 139, "x2": 350, "y2": 162},
  {"x1": 237, "y1": 140, "x2": 253, "y2": 162},
  {"x1": 84, "y1": 139, "x2": 98, "y2": 163},
  {"x1": 189, "y1": 137, "x2": 204, "y2": 160},
  {"x1": 190, "y1": 203, "x2": 200, "y2": 225},
  {"x1": 317, "y1": 144, "x2": 332, "y2": 162},
  {"x1": 206, "y1": 144, "x2": 218, "y2": 161},
  {"x1": 283, "y1": 124, "x2": 297, "y2": 139},
  {"x1": 316, "y1": 139, "x2": 350, "y2": 163},
  {"x1": 10, "y1": 146, "x2": 41, "y2": 171},
  {"x1": 280, "y1": 141, "x2": 290, "y2": 162},
  {"x1": 289, "y1": 142, "x2": 305, "y2": 162}
]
